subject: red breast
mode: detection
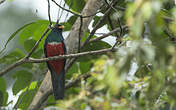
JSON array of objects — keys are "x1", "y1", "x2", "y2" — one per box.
[{"x1": 46, "y1": 42, "x2": 65, "y2": 75}]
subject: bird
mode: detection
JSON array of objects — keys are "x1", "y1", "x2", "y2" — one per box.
[{"x1": 44, "y1": 24, "x2": 66, "y2": 100}]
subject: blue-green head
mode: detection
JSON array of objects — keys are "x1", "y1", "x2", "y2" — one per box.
[{"x1": 46, "y1": 24, "x2": 65, "y2": 43}]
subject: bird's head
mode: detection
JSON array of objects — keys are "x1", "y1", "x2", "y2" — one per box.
[{"x1": 55, "y1": 24, "x2": 64, "y2": 31}]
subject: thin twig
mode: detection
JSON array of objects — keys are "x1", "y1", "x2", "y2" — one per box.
[
  {"x1": 56, "y1": 0, "x2": 63, "y2": 23},
  {"x1": 59, "y1": 0, "x2": 66, "y2": 22},
  {"x1": 105, "y1": 0, "x2": 125, "y2": 11},
  {"x1": 78, "y1": 16, "x2": 83, "y2": 52},
  {"x1": 112, "y1": 18, "x2": 123, "y2": 49},
  {"x1": 104, "y1": 0, "x2": 109, "y2": 5},
  {"x1": 90, "y1": 25, "x2": 128, "y2": 43},
  {"x1": 64, "y1": 0, "x2": 73, "y2": 22},
  {"x1": 117, "y1": 18, "x2": 123, "y2": 37},
  {"x1": 107, "y1": 14, "x2": 119, "y2": 48},
  {"x1": 27, "y1": 47, "x2": 116, "y2": 63},
  {"x1": 47, "y1": 0, "x2": 52, "y2": 27},
  {"x1": 115, "y1": 6, "x2": 126, "y2": 11}
]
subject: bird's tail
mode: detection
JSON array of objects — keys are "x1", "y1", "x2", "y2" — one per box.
[{"x1": 50, "y1": 70, "x2": 65, "y2": 100}]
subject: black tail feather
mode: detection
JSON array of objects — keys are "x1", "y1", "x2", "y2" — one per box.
[{"x1": 50, "y1": 70, "x2": 65, "y2": 100}]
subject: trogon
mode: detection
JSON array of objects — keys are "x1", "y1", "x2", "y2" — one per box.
[{"x1": 44, "y1": 24, "x2": 66, "y2": 100}]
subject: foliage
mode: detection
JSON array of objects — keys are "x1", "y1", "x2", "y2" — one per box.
[{"x1": 0, "y1": 0, "x2": 176, "y2": 110}]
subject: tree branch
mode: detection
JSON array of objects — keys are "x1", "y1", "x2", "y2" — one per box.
[
  {"x1": 47, "y1": 0, "x2": 52, "y2": 27},
  {"x1": 27, "y1": 47, "x2": 119, "y2": 63},
  {"x1": 89, "y1": 25, "x2": 128, "y2": 42}
]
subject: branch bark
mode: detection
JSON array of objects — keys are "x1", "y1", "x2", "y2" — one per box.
[
  {"x1": 65, "y1": 0, "x2": 104, "y2": 54},
  {"x1": 27, "y1": 48, "x2": 117, "y2": 63}
]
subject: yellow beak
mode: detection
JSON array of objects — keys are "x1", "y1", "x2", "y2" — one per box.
[{"x1": 58, "y1": 25, "x2": 64, "y2": 29}]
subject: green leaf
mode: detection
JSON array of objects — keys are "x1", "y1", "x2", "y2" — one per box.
[
  {"x1": 93, "y1": 16, "x2": 101, "y2": 27},
  {"x1": 105, "y1": 66, "x2": 122, "y2": 95},
  {"x1": 78, "y1": 41, "x2": 111, "y2": 62},
  {"x1": 65, "y1": 87, "x2": 81, "y2": 95},
  {"x1": 33, "y1": 20, "x2": 49, "y2": 41},
  {"x1": 67, "y1": 16, "x2": 77, "y2": 24},
  {"x1": 47, "y1": 95, "x2": 55, "y2": 106},
  {"x1": 0, "y1": 77, "x2": 6, "y2": 92},
  {"x1": 15, "y1": 89, "x2": 37, "y2": 109},
  {"x1": 33, "y1": 24, "x2": 49, "y2": 48},
  {"x1": 92, "y1": 16, "x2": 107, "y2": 28},
  {"x1": 61, "y1": 16, "x2": 77, "y2": 31},
  {"x1": 39, "y1": 63, "x2": 46, "y2": 70},
  {"x1": 82, "y1": 40, "x2": 111, "y2": 51},
  {"x1": 31, "y1": 48, "x2": 43, "y2": 58},
  {"x1": 28, "y1": 81, "x2": 38, "y2": 90},
  {"x1": 18, "y1": 23, "x2": 38, "y2": 45},
  {"x1": 80, "y1": 61, "x2": 92, "y2": 74},
  {"x1": 13, "y1": 70, "x2": 33, "y2": 95},
  {"x1": 81, "y1": 32, "x2": 96, "y2": 43},
  {"x1": 19, "y1": 20, "x2": 50, "y2": 49},
  {"x1": 0, "y1": 22, "x2": 35, "y2": 55},
  {"x1": 66, "y1": 62, "x2": 79, "y2": 79},
  {"x1": 24, "y1": 39, "x2": 36, "y2": 52},
  {"x1": 0, "y1": 77, "x2": 8, "y2": 106},
  {"x1": 65, "y1": 0, "x2": 86, "y2": 13},
  {"x1": 0, "y1": 91, "x2": 3, "y2": 106},
  {"x1": 22, "y1": 63, "x2": 33, "y2": 69},
  {"x1": 0, "y1": 48, "x2": 25, "y2": 64},
  {"x1": 14, "y1": 81, "x2": 39, "y2": 109}
]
